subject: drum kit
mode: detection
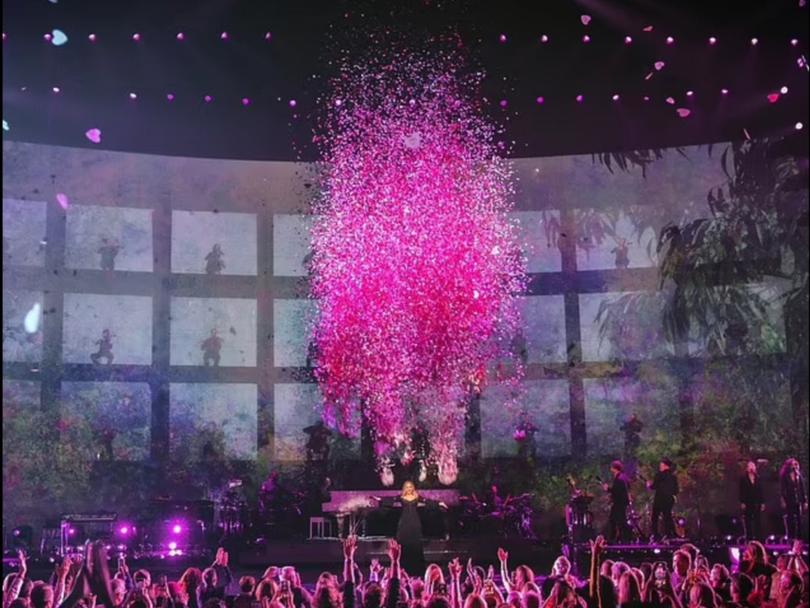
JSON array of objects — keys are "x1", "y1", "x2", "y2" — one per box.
[{"x1": 459, "y1": 492, "x2": 536, "y2": 538}]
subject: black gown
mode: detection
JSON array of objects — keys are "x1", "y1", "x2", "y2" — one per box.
[{"x1": 387, "y1": 496, "x2": 437, "y2": 574}]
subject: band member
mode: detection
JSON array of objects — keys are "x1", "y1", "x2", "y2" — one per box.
[
  {"x1": 739, "y1": 460, "x2": 765, "y2": 540},
  {"x1": 602, "y1": 460, "x2": 631, "y2": 542},
  {"x1": 780, "y1": 458, "x2": 808, "y2": 540},
  {"x1": 647, "y1": 457, "x2": 679, "y2": 540}
]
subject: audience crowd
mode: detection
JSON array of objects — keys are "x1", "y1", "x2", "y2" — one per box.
[{"x1": 2, "y1": 537, "x2": 808, "y2": 608}]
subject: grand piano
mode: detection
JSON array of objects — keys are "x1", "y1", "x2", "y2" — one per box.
[{"x1": 322, "y1": 489, "x2": 461, "y2": 538}]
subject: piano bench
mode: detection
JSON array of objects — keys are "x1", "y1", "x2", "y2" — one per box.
[{"x1": 309, "y1": 516, "x2": 333, "y2": 539}]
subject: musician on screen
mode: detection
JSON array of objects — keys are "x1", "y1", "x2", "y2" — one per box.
[{"x1": 377, "y1": 481, "x2": 447, "y2": 573}]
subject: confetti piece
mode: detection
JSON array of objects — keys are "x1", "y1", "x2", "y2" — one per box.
[
  {"x1": 676, "y1": 108, "x2": 691, "y2": 118},
  {"x1": 24, "y1": 303, "x2": 41, "y2": 334},
  {"x1": 642, "y1": 25, "x2": 654, "y2": 32},
  {"x1": 666, "y1": 97, "x2": 675, "y2": 105},
  {"x1": 51, "y1": 29, "x2": 68, "y2": 46},
  {"x1": 654, "y1": 61, "x2": 665, "y2": 71},
  {"x1": 767, "y1": 93, "x2": 780, "y2": 103},
  {"x1": 85, "y1": 128, "x2": 102, "y2": 143},
  {"x1": 743, "y1": 128, "x2": 752, "y2": 140},
  {"x1": 402, "y1": 132, "x2": 422, "y2": 149},
  {"x1": 580, "y1": 14, "x2": 592, "y2": 25},
  {"x1": 56, "y1": 192, "x2": 70, "y2": 210},
  {"x1": 644, "y1": 72, "x2": 654, "y2": 80}
]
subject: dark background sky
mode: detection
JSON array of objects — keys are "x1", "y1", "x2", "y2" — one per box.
[{"x1": 2, "y1": 0, "x2": 808, "y2": 160}]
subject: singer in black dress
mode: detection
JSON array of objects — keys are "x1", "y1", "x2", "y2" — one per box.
[{"x1": 380, "y1": 481, "x2": 446, "y2": 574}]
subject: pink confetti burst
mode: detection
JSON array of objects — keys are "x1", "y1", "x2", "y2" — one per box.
[
  {"x1": 311, "y1": 44, "x2": 526, "y2": 475},
  {"x1": 767, "y1": 92, "x2": 780, "y2": 103},
  {"x1": 654, "y1": 61, "x2": 665, "y2": 70},
  {"x1": 56, "y1": 193, "x2": 69, "y2": 210},
  {"x1": 85, "y1": 128, "x2": 101, "y2": 143},
  {"x1": 580, "y1": 14, "x2": 592, "y2": 25},
  {"x1": 676, "y1": 108, "x2": 691, "y2": 118}
]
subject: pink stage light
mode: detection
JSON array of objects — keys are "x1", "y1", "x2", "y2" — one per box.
[
  {"x1": 132, "y1": 33, "x2": 141, "y2": 42},
  {"x1": 171, "y1": 524, "x2": 182, "y2": 534},
  {"x1": 708, "y1": 36, "x2": 717, "y2": 45},
  {"x1": 666, "y1": 36, "x2": 675, "y2": 45},
  {"x1": 168, "y1": 542, "x2": 178, "y2": 550},
  {"x1": 498, "y1": 34, "x2": 507, "y2": 43},
  {"x1": 540, "y1": 34, "x2": 549, "y2": 43},
  {"x1": 612, "y1": 94, "x2": 620, "y2": 101},
  {"x1": 88, "y1": 34, "x2": 96, "y2": 42},
  {"x1": 535, "y1": 96, "x2": 544, "y2": 104},
  {"x1": 624, "y1": 36, "x2": 633, "y2": 44},
  {"x1": 576, "y1": 94, "x2": 584, "y2": 103},
  {"x1": 582, "y1": 34, "x2": 591, "y2": 43},
  {"x1": 220, "y1": 31, "x2": 229, "y2": 40},
  {"x1": 176, "y1": 32, "x2": 185, "y2": 41}
]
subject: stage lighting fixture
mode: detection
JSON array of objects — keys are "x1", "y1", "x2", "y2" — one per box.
[
  {"x1": 11, "y1": 526, "x2": 33, "y2": 550},
  {"x1": 796, "y1": 122, "x2": 804, "y2": 130}
]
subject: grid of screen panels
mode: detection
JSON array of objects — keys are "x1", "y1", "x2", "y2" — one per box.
[{"x1": 1, "y1": 141, "x2": 794, "y2": 468}]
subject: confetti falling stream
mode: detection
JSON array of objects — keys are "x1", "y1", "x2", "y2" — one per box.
[{"x1": 310, "y1": 43, "x2": 527, "y2": 482}]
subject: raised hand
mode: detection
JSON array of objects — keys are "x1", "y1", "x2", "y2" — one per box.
[
  {"x1": 388, "y1": 539, "x2": 401, "y2": 563},
  {"x1": 497, "y1": 548, "x2": 508, "y2": 563},
  {"x1": 17, "y1": 550, "x2": 28, "y2": 577},
  {"x1": 343, "y1": 535, "x2": 357, "y2": 560},
  {"x1": 486, "y1": 565, "x2": 495, "y2": 581},
  {"x1": 448, "y1": 558, "x2": 463, "y2": 579}
]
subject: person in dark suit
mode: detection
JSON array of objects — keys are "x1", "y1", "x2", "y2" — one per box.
[
  {"x1": 780, "y1": 458, "x2": 808, "y2": 540},
  {"x1": 739, "y1": 460, "x2": 765, "y2": 540},
  {"x1": 602, "y1": 460, "x2": 631, "y2": 542},
  {"x1": 647, "y1": 458, "x2": 679, "y2": 540}
]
